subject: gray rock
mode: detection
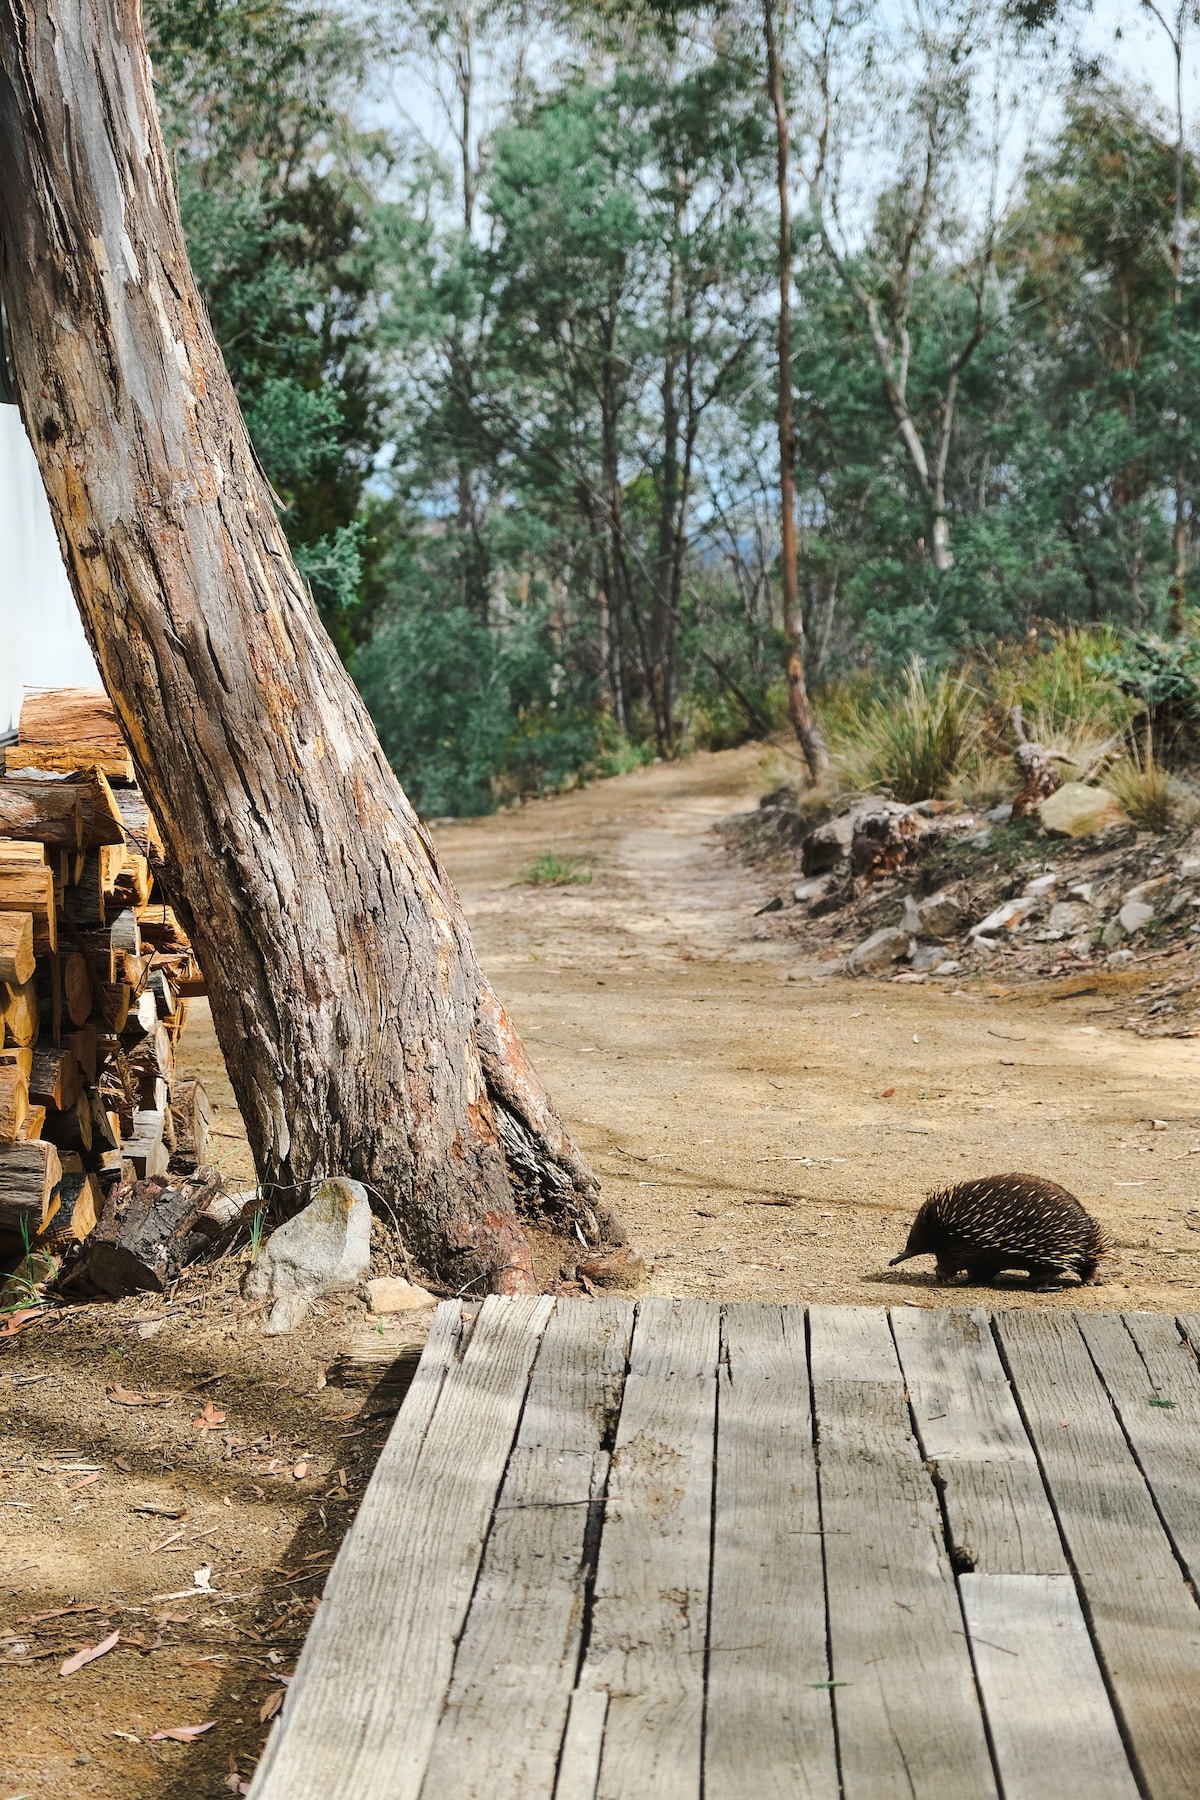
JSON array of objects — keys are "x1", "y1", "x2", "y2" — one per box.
[
  {"x1": 847, "y1": 926, "x2": 912, "y2": 976},
  {"x1": 915, "y1": 890, "x2": 964, "y2": 939},
  {"x1": 1118, "y1": 898, "x2": 1155, "y2": 936},
  {"x1": 1047, "y1": 900, "x2": 1088, "y2": 935},
  {"x1": 801, "y1": 808, "x2": 862, "y2": 875},
  {"x1": 1023, "y1": 873, "x2": 1058, "y2": 898},
  {"x1": 1101, "y1": 917, "x2": 1126, "y2": 948},
  {"x1": 246, "y1": 1177, "x2": 372, "y2": 1333},
  {"x1": 1106, "y1": 948, "x2": 1135, "y2": 968},
  {"x1": 1124, "y1": 874, "x2": 1171, "y2": 907},
  {"x1": 910, "y1": 943, "x2": 946, "y2": 973},
  {"x1": 793, "y1": 875, "x2": 830, "y2": 904},
  {"x1": 985, "y1": 803, "x2": 1013, "y2": 822}
]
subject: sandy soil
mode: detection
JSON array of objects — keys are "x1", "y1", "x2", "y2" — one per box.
[
  {"x1": 4, "y1": 742, "x2": 1200, "y2": 1799},
  {"x1": 436, "y1": 743, "x2": 1200, "y2": 1309}
]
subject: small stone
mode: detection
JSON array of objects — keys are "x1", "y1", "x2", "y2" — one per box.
[
  {"x1": 1179, "y1": 855, "x2": 1200, "y2": 878},
  {"x1": 575, "y1": 1247, "x2": 646, "y2": 1289},
  {"x1": 971, "y1": 896, "x2": 1040, "y2": 937},
  {"x1": 1039, "y1": 783, "x2": 1126, "y2": 838},
  {"x1": 904, "y1": 890, "x2": 964, "y2": 939},
  {"x1": 985, "y1": 803, "x2": 1013, "y2": 822},
  {"x1": 1106, "y1": 948, "x2": 1135, "y2": 968},
  {"x1": 933, "y1": 959, "x2": 961, "y2": 975},
  {"x1": 1068, "y1": 882, "x2": 1095, "y2": 904},
  {"x1": 1149, "y1": 1119, "x2": 1170, "y2": 1131},
  {"x1": 909, "y1": 943, "x2": 946, "y2": 973},
  {"x1": 1124, "y1": 875, "x2": 1172, "y2": 906},
  {"x1": 1023, "y1": 873, "x2": 1058, "y2": 898},
  {"x1": 246, "y1": 1177, "x2": 372, "y2": 1323},
  {"x1": 793, "y1": 875, "x2": 829, "y2": 903},
  {"x1": 265, "y1": 1293, "x2": 312, "y2": 1335},
  {"x1": 847, "y1": 926, "x2": 913, "y2": 975},
  {"x1": 1047, "y1": 901, "x2": 1088, "y2": 934},
  {"x1": 366, "y1": 1277, "x2": 437, "y2": 1315},
  {"x1": 1118, "y1": 899, "x2": 1154, "y2": 935}
]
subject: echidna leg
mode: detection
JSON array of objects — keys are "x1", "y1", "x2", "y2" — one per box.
[
  {"x1": 1078, "y1": 1257, "x2": 1106, "y2": 1285},
  {"x1": 1026, "y1": 1261, "x2": 1067, "y2": 1292},
  {"x1": 934, "y1": 1257, "x2": 968, "y2": 1284}
]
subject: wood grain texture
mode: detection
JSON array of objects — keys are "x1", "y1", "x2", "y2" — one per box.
[
  {"x1": 250, "y1": 1297, "x2": 552, "y2": 1800},
  {"x1": 809, "y1": 1306, "x2": 999, "y2": 1800},
  {"x1": 704, "y1": 1305, "x2": 838, "y2": 1800},
  {"x1": 1079, "y1": 1312, "x2": 1200, "y2": 1589},
  {"x1": 581, "y1": 1296, "x2": 720, "y2": 1800},
  {"x1": 960, "y1": 1574, "x2": 1139, "y2": 1800},
  {"x1": 554, "y1": 1689, "x2": 609, "y2": 1800},
  {"x1": 891, "y1": 1306, "x2": 1066, "y2": 1574},
  {"x1": 997, "y1": 1311, "x2": 1200, "y2": 1799},
  {"x1": 419, "y1": 1298, "x2": 634, "y2": 1800}
]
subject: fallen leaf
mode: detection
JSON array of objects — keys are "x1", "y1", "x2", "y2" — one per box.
[
  {"x1": 0, "y1": 1307, "x2": 45, "y2": 1337},
  {"x1": 151, "y1": 1721, "x2": 216, "y2": 1743},
  {"x1": 881, "y1": 1086, "x2": 896, "y2": 1098},
  {"x1": 193, "y1": 1402, "x2": 227, "y2": 1432},
  {"x1": 115, "y1": 1456, "x2": 133, "y2": 1474},
  {"x1": 292, "y1": 1461, "x2": 308, "y2": 1480},
  {"x1": 66, "y1": 1472, "x2": 102, "y2": 1494},
  {"x1": 60, "y1": 1630, "x2": 120, "y2": 1677},
  {"x1": 129, "y1": 1503, "x2": 186, "y2": 1519},
  {"x1": 107, "y1": 1385, "x2": 169, "y2": 1408},
  {"x1": 259, "y1": 1690, "x2": 284, "y2": 1723}
]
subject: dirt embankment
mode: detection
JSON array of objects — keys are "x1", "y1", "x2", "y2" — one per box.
[{"x1": 5, "y1": 741, "x2": 1200, "y2": 1799}]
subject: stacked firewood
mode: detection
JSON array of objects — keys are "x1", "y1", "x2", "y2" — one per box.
[{"x1": 0, "y1": 688, "x2": 211, "y2": 1277}]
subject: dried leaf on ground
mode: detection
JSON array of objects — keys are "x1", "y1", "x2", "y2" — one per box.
[
  {"x1": 107, "y1": 1385, "x2": 169, "y2": 1407},
  {"x1": 259, "y1": 1689, "x2": 284, "y2": 1722},
  {"x1": 151, "y1": 1720, "x2": 216, "y2": 1742},
  {"x1": 1, "y1": 1307, "x2": 45, "y2": 1337},
  {"x1": 60, "y1": 1630, "x2": 119, "y2": 1676},
  {"x1": 193, "y1": 1401, "x2": 227, "y2": 1431}
]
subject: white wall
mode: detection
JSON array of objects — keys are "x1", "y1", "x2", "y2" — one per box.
[{"x1": 0, "y1": 403, "x2": 100, "y2": 737}]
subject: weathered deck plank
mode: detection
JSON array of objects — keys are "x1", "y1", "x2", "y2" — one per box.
[
  {"x1": 249, "y1": 1295, "x2": 555, "y2": 1800},
  {"x1": 891, "y1": 1306, "x2": 1066, "y2": 1574},
  {"x1": 704, "y1": 1304, "x2": 839, "y2": 1800},
  {"x1": 809, "y1": 1307, "x2": 999, "y2": 1799},
  {"x1": 579, "y1": 1296, "x2": 721, "y2": 1800},
  {"x1": 1078, "y1": 1311, "x2": 1200, "y2": 1589},
  {"x1": 418, "y1": 1298, "x2": 634, "y2": 1800},
  {"x1": 960, "y1": 1574, "x2": 1140, "y2": 1799},
  {"x1": 996, "y1": 1311, "x2": 1200, "y2": 1800}
]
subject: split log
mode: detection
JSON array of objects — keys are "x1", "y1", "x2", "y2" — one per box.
[
  {"x1": 0, "y1": 1138, "x2": 61, "y2": 1233},
  {"x1": 109, "y1": 850, "x2": 152, "y2": 910},
  {"x1": 18, "y1": 1104, "x2": 46, "y2": 1142},
  {"x1": 122, "y1": 1109, "x2": 170, "y2": 1180},
  {"x1": 0, "y1": 840, "x2": 47, "y2": 865},
  {"x1": 83, "y1": 1171, "x2": 221, "y2": 1295},
  {"x1": 29, "y1": 1044, "x2": 82, "y2": 1111},
  {"x1": 69, "y1": 1023, "x2": 99, "y2": 1084},
  {"x1": 0, "y1": 912, "x2": 34, "y2": 985},
  {"x1": 0, "y1": 1046, "x2": 33, "y2": 1079},
  {"x1": 0, "y1": 768, "x2": 125, "y2": 849},
  {"x1": 97, "y1": 982, "x2": 131, "y2": 1033},
  {"x1": 146, "y1": 968, "x2": 175, "y2": 1018},
  {"x1": 41, "y1": 1170, "x2": 101, "y2": 1247},
  {"x1": 9, "y1": 688, "x2": 134, "y2": 782},
  {"x1": 63, "y1": 950, "x2": 94, "y2": 1028},
  {"x1": 42, "y1": 1100, "x2": 92, "y2": 1156},
  {"x1": 135, "y1": 905, "x2": 187, "y2": 952},
  {"x1": 75, "y1": 926, "x2": 116, "y2": 985},
  {"x1": 170, "y1": 1078, "x2": 211, "y2": 1168},
  {"x1": 0, "y1": 863, "x2": 55, "y2": 954},
  {"x1": 110, "y1": 908, "x2": 141, "y2": 955},
  {"x1": 0, "y1": 1064, "x2": 29, "y2": 1144},
  {"x1": 2, "y1": 979, "x2": 38, "y2": 1048},
  {"x1": 113, "y1": 788, "x2": 164, "y2": 864}
]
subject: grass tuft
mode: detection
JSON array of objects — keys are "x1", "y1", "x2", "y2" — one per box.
[
  {"x1": 517, "y1": 851, "x2": 594, "y2": 886},
  {"x1": 831, "y1": 659, "x2": 983, "y2": 802},
  {"x1": 1102, "y1": 737, "x2": 1176, "y2": 832}
]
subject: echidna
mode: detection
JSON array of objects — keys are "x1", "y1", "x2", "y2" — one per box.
[{"x1": 889, "y1": 1173, "x2": 1109, "y2": 1291}]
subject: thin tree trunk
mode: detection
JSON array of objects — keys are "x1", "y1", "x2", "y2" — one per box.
[
  {"x1": 0, "y1": 0, "x2": 608, "y2": 1294},
  {"x1": 764, "y1": 0, "x2": 828, "y2": 782}
]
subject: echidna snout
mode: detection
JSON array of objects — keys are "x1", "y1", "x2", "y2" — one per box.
[{"x1": 890, "y1": 1173, "x2": 1109, "y2": 1291}]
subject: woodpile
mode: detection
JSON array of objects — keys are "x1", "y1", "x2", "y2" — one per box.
[{"x1": 1, "y1": 688, "x2": 211, "y2": 1282}]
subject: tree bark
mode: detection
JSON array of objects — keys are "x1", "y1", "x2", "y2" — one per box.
[
  {"x1": 0, "y1": 0, "x2": 606, "y2": 1295},
  {"x1": 764, "y1": 0, "x2": 828, "y2": 783}
]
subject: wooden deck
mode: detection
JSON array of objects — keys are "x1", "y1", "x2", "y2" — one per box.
[{"x1": 248, "y1": 1298, "x2": 1200, "y2": 1800}]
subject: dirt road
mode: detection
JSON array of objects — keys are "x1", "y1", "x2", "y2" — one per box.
[{"x1": 438, "y1": 743, "x2": 1200, "y2": 1309}]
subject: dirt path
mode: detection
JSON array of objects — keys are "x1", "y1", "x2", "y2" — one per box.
[{"x1": 437, "y1": 744, "x2": 1200, "y2": 1309}]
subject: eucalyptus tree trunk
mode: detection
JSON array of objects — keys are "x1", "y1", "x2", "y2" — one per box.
[
  {"x1": 764, "y1": 0, "x2": 828, "y2": 782},
  {"x1": 0, "y1": 0, "x2": 607, "y2": 1294}
]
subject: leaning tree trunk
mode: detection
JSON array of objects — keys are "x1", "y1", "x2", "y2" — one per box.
[{"x1": 0, "y1": 0, "x2": 607, "y2": 1295}]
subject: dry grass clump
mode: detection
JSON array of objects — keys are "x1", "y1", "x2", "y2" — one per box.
[
  {"x1": 1102, "y1": 739, "x2": 1176, "y2": 832},
  {"x1": 829, "y1": 660, "x2": 983, "y2": 802}
]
